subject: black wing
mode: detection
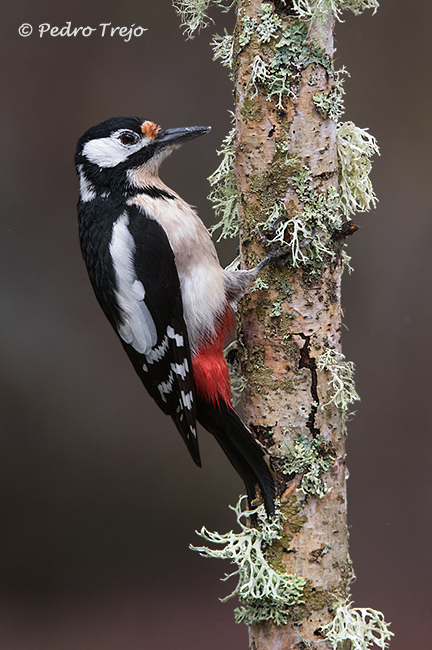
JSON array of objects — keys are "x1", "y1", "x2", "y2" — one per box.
[
  {"x1": 79, "y1": 198, "x2": 200, "y2": 465},
  {"x1": 123, "y1": 204, "x2": 200, "y2": 465}
]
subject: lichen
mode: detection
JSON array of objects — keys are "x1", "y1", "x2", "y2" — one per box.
[
  {"x1": 313, "y1": 68, "x2": 348, "y2": 121},
  {"x1": 251, "y1": 276, "x2": 269, "y2": 292},
  {"x1": 244, "y1": 18, "x2": 332, "y2": 108},
  {"x1": 173, "y1": 0, "x2": 235, "y2": 38},
  {"x1": 256, "y1": 3, "x2": 283, "y2": 43},
  {"x1": 191, "y1": 496, "x2": 307, "y2": 625},
  {"x1": 239, "y1": 13, "x2": 257, "y2": 49},
  {"x1": 211, "y1": 30, "x2": 235, "y2": 69},
  {"x1": 317, "y1": 348, "x2": 360, "y2": 416},
  {"x1": 320, "y1": 601, "x2": 393, "y2": 650},
  {"x1": 270, "y1": 280, "x2": 295, "y2": 317},
  {"x1": 283, "y1": 432, "x2": 334, "y2": 497},
  {"x1": 292, "y1": 0, "x2": 379, "y2": 23},
  {"x1": 266, "y1": 21, "x2": 332, "y2": 107},
  {"x1": 260, "y1": 167, "x2": 343, "y2": 269},
  {"x1": 246, "y1": 55, "x2": 270, "y2": 97},
  {"x1": 337, "y1": 120, "x2": 380, "y2": 216},
  {"x1": 208, "y1": 126, "x2": 239, "y2": 240}
]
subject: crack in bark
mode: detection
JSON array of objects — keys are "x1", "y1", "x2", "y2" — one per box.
[{"x1": 298, "y1": 334, "x2": 320, "y2": 437}]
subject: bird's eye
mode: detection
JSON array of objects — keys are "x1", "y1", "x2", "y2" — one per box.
[{"x1": 118, "y1": 131, "x2": 139, "y2": 146}]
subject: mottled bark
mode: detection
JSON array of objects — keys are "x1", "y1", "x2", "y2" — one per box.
[{"x1": 234, "y1": 2, "x2": 351, "y2": 648}]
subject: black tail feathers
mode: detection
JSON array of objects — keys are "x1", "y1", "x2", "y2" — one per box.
[{"x1": 196, "y1": 399, "x2": 275, "y2": 516}]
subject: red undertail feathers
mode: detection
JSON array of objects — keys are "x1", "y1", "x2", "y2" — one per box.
[{"x1": 191, "y1": 308, "x2": 234, "y2": 407}]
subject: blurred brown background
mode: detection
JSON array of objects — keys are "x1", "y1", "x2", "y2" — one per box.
[{"x1": 0, "y1": 1, "x2": 430, "y2": 648}]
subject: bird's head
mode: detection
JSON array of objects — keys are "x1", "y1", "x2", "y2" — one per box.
[{"x1": 75, "y1": 116, "x2": 210, "y2": 199}]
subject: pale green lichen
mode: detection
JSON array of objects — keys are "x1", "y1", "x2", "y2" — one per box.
[
  {"x1": 211, "y1": 30, "x2": 234, "y2": 69},
  {"x1": 251, "y1": 276, "x2": 269, "y2": 292},
  {"x1": 257, "y1": 3, "x2": 283, "y2": 43},
  {"x1": 317, "y1": 348, "x2": 360, "y2": 415},
  {"x1": 337, "y1": 120, "x2": 380, "y2": 216},
  {"x1": 173, "y1": 0, "x2": 235, "y2": 38},
  {"x1": 264, "y1": 21, "x2": 332, "y2": 108},
  {"x1": 246, "y1": 55, "x2": 270, "y2": 97},
  {"x1": 208, "y1": 126, "x2": 239, "y2": 240},
  {"x1": 283, "y1": 432, "x2": 334, "y2": 498},
  {"x1": 190, "y1": 496, "x2": 306, "y2": 625},
  {"x1": 270, "y1": 280, "x2": 295, "y2": 317},
  {"x1": 342, "y1": 249, "x2": 354, "y2": 274},
  {"x1": 313, "y1": 67, "x2": 347, "y2": 120},
  {"x1": 239, "y1": 14, "x2": 257, "y2": 48},
  {"x1": 257, "y1": 166, "x2": 342, "y2": 269},
  {"x1": 173, "y1": 0, "x2": 213, "y2": 37},
  {"x1": 240, "y1": 9, "x2": 332, "y2": 108},
  {"x1": 292, "y1": 0, "x2": 379, "y2": 23},
  {"x1": 288, "y1": 172, "x2": 342, "y2": 267},
  {"x1": 321, "y1": 601, "x2": 393, "y2": 650}
]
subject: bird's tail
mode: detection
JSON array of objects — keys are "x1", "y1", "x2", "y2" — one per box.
[{"x1": 196, "y1": 398, "x2": 275, "y2": 516}]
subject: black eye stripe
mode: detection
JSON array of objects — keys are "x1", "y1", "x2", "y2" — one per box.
[{"x1": 118, "y1": 131, "x2": 140, "y2": 145}]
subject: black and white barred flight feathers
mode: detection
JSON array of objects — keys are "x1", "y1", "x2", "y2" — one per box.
[{"x1": 75, "y1": 116, "x2": 275, "y2": 515}]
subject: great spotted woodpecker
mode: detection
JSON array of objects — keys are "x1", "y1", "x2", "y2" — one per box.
[{"x1": 75, "y1": 117, "x2": 275, "y2": 515}]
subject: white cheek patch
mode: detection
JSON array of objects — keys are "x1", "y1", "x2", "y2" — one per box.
[
  {"x1": 109, "y1": 213, "x2": 157, "y2": 354},
  {"x1": 83, "y1": 132, "x2": 149, "y2": 168}
]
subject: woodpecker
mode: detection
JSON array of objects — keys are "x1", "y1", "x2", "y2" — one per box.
[{"x1": 75, "y1": 117, "x2": 275, "y2": 515}]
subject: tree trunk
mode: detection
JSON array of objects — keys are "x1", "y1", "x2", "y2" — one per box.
[{"x1": 234, "y1": 2, "x2": 352, "y2": 647}]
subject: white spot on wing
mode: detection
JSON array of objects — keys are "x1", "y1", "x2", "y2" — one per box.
[
  {"x1": 189, "y1": 426, "x2": 197, "y2": 439},
  {"x1": 180, "y1": 390, "x2": 194, "y2": 410},
  {"x1": 110, "y1": 213, "x2": 157, "y2": 354},
  {"x1": 145, "y1": 334, "x2": 169, "y2": 364},
  {"x1": 158, "y1": 372, "x2": 174, "y2": 402},
  {"x1": 171, "y1": 359, "x2": 189, "y2": 380},
  {"x1": 167, "y1": 326, "x2": 184, "y2": 347}
]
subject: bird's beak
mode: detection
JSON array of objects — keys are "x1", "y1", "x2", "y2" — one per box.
[{"x1": 154, "y1": 125, "x2": 211, "y2": 147}]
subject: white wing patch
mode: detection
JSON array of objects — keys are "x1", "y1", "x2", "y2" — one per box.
[{"x1": 109, "y1": 213, "x2": 157, "y2": 354}]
